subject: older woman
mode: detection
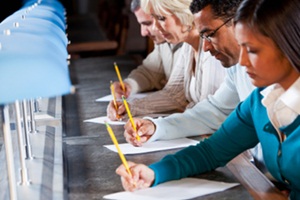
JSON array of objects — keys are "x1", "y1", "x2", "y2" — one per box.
[
  {"x1": 107, "y1": 0, "x2": 225, "y2": 120},
  {"x1": 116, "y1": 0, "x2": 300, "y2": 198}
]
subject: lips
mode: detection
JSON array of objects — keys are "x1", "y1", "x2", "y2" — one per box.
[
  {"x1": 246, "y1": 71, "x2": 256, "y2": 78},
  {"x1": 162, "y1": 33, "x2": 170, "y2": 39},
  {"x1": 213, "y1": 52, "x2": 221, "y2": 60}
]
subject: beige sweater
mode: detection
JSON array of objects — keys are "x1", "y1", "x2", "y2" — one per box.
[
  {"x1": 129, "y1": 40, "x2": 226, "y2": 117},
  {"x1": 124, "y1": 43, "x2": 183, "y2": 94}
]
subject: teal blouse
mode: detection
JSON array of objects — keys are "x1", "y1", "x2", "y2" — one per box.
[{"x1": 149, "y1": 88, "x2": 300, "y2": 199}]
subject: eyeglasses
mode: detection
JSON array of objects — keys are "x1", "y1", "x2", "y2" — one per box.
[{"x1": 200, "y1": 18, "x2": 232, "y2": 43}]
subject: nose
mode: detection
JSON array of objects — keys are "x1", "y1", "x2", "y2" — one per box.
[
  {"x1": 152, "y1": 18, "x2": 163, "y2": 33},
  {"x1": 239, "y1": 47, "x2": 250, "y2": 67},
  {"x1": 140, "y1": 26, "x2": 149, "y2": 37},
  {"x1": 151, "y1": 20, "x2": 159, "y2": 33},
  {"x1": 202, "y1": 39, "x2": 212, "y2": 52}
]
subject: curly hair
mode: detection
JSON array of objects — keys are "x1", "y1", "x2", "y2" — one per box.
[{"x1": 189, "y1": 0, "x2": 243, "y2": 21}]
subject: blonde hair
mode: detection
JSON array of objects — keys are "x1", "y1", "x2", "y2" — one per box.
[{"x1": 141, "y1": 0, "x2": 194, "y2": 27}]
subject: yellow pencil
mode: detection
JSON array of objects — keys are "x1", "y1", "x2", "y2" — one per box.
[
  {"x1": 105, "y1": 122, "x2": 132, "y2": 177},
  {"x1": 114, "y1": 62, "x2": 126, "y2": 92},
  {"x1": 122, "y1": 95, "x2": 141, "y2": 141},
  {"x1": 110, "y1": 81, "x2": 120, "y2": 120}
]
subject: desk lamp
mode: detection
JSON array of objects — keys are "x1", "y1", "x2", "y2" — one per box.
[{"x1": 0, "y1": 0, "x2": 71, "y2": 198}]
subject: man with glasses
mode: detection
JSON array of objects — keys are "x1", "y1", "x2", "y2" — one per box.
[
  {"x1": 123, "y1": 0, "x2": 270, "y2": 179},
  {"x1": 199, "y1": 17, "x2": 232, "y2": 43}
]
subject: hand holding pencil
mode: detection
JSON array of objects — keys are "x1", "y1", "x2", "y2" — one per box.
[
  {"x1": 123, "y1": 118, "x2": 156, "y2": 146},
  {"x1": 107, "y1": 80, "x2": 129, "y2": 121},
  {"x1": 113, "y1": 62, "x2": 131, "y2": 98},
  {"x1": 106, "y1": 123, "x2": 155, "y2": 192},
  {"x1": 116, "y1": 160, "x2": 155, "y2": 192},
  {"x1": 110, "y1": 81, "x2": 121, "y2": 120},
  {"x1": 110, "y1": 81, "x2": 131, "y2": 99},
  {"x1": 122, "y1": 96, "x2": 141, "y2": 142}
]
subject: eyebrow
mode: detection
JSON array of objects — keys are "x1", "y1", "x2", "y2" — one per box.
[
  {"x1": 141, "y1": 21, "x2": 152, "y2": 26},
  {"x1": 199, "y1": 28, "x2": 211, "y2": 35},
  {"x1": 151, "y1": 14, "x2": 159, "y2": 18}
]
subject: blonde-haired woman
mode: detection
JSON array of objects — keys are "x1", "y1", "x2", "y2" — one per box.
[
  {"x1": 140, "y1": 0, "x2": 226, "y2": 108},
  {"x1": 108, "y1": 0, "x2": 225, "y2": 120}
]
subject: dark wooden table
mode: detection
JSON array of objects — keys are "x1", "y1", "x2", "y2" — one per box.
[{"x1": 63, "y1": 55, "x2": 286, "y2": 200}]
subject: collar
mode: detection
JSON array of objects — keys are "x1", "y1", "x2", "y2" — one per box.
[
  {"x1": 170, "y1": 42, "x2": 183, "y2": 53},
  {"x1": 261, "y1": 77, "x2": 300, "y2": 114}
]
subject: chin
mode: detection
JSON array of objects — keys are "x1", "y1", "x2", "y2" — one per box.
[
  {"x1": 251, "y1": 80, "x2": 267, "y2": 88},
  {"x1": 156, "y1": 40, "x2": 166, "y2": 45},
  {"x1": 220, "y1": 61, "x2": 232, "y2": 68},
  {"x1": 165, "y1": 38, "x2": 177, "y2": 44}
]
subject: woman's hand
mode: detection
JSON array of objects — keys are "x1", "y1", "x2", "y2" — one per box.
[{"x1": 116, "y1": 161, "x2": 155, "y2": 192}]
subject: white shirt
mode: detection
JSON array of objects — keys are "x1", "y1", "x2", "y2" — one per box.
[
  {"x1": 147, "y1": 64, "x2": 255, "y2": 142},
  {"x1": 189, "y1": 75, "x2": 198, "y2": 103},
  {"x1": 261, "y1": 77, "x2": 300, "y2": 129}
]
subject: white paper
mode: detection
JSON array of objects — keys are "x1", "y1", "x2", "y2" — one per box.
[
  {"x1": 95, "y1": 94, "x2": 112, "y2": 102},
  {"x1": 104, "y1": 138, "x2": 199, "y2": 154},
  {"x1": 103, "y1": 178, "x2": 239, "y2": 200},
  {"x1": 95, "y1": 92, "x2": 153, "y2": 102},
  {"x1": 84, "y1": 116, "x2": 126, "y2": 125}
]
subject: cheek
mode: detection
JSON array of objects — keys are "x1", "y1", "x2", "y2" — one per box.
[
  {"x1": 248, "y1": 55, "x2": 263, "y2": 70},
  {"x1": 157, "y1": 22, "x2": 167, "y2": 31}
]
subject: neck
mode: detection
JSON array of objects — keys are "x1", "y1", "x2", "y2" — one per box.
[{"x1": 184, "y1": 28, "x2": 200, "y2": 52}]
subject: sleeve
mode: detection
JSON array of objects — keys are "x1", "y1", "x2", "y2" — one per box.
[
  {"x1": 146, "y1": 68, "x2": 242, "y2": 142},
  {"x1": 129, "y1": 46, "x2": 189, "y2": 116},
  {"x1": 124, "y1": 45, "x2": 166, "y2": 94},
  {"x1": 149, "y1": 93, "x2": 259, "y2": 186}
]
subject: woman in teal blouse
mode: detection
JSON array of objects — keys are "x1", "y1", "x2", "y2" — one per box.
[{"x1": 116, "y1": 0, "x2": 300, "y2": 199}]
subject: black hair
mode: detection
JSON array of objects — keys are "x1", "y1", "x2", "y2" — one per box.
[
  {"x1": 234, "y1": 0, "x2": 300, "y2": 72},
  {"x1": 189, "y1": 0, "x2": 243, "y2": 21}
]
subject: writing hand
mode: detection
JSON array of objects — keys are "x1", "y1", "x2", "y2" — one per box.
[
  {"x1": 113, "y1": 81, "x2": 131, "y2": 99},
  {"x1": 124, "y1": 118, "x2": 156, "y2": 146},
  {"x1": 116, "y1": 161, "x2": 154, "y2": 192},
  {"x1": 106, "y1": 100, "x2": 126, "y2": 121}
]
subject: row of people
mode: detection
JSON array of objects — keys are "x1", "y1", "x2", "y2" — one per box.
[
  {"x1": 109, "y1": 0, "x2": 261, "y2": 175},
  {"x1": 103, "y1": 0, "x2": 299, "y2": 199},
  {"x1": 107, "y1": 0, "x2": 226, "y2": 119}
]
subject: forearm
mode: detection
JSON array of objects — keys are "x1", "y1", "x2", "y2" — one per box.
[
  {"x1": 149, "y1": 106, "x2": 259, "y2": 186},
  {"x1": 146, "y1": 74, "x2": 243, "y2": 142},
  {"x1": 147, "y1": 97, "x2": 233, "y2": 142},
  {"x1": 126, "y1": 68, "x2": 165, "y2": 94},
  {"x1": 130, "y1": 88, "x2": 188, "y2": 116}
]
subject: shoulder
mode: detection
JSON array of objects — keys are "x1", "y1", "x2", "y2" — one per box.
[{"x1": 242, "y1": 87, "x2": 265, "y2": 107}]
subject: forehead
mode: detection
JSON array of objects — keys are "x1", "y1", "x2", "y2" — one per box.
[
  {"x1": 235, "y1": 22, "x2": 274, "y2": 46},
  {"x1": 193, "y1": 6, "x2": 223, "y2": 31},
  {"x1": 135, "y1": 8, "x2": 152, "y2": 22}
]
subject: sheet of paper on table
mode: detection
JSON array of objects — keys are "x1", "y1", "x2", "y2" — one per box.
[
  {"x1": 95, "y1": 92, "x2": 154, "y2": 102},
  {"x1": 103, "y1": 178, "x2": 239, "y2": 200},
  {"x1": 83, "y1": 113, "x2": 171, "y2": 126},
  {"x1": 84, "y1": 116, "x2": 126, "y2": 125},
  {"x1": 104, "y1": 138, "x2": 199, "y2": 154}
]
